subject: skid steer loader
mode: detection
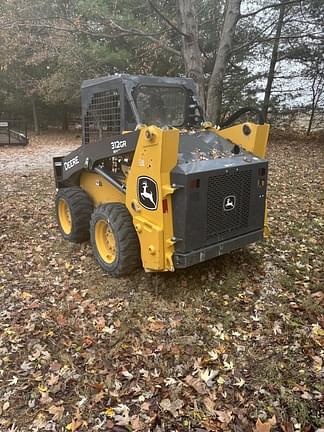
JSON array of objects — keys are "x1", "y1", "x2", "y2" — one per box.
[{"x1": 53, "y1": 74, "x2": 269, "y2": 276}]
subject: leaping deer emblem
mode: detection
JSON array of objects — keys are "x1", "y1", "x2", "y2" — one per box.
[
  {"x1": 141, "y1": 181, "x2": 156, "y2": 206},
  {"x1": 225, "y1": 197, "x2": 234, "y2": 209},
  {"x1": 224, "y1": 195, "x2": 236, "y2": 210}
]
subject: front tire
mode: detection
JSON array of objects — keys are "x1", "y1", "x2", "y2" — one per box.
[
  {"x1": 90, "y1": 203, "x2": 140, "y2": 276},
  {"x1": 55, "y1": 187, "x2": 93, "y2": 242}
]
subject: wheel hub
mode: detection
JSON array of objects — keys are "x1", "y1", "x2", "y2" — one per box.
[
  {"x1": 58, "y1": 198, "x2": 72, "y2": 235},
  {"x1": 95, "y1": 219, "x2": 116, "y2": 264}
]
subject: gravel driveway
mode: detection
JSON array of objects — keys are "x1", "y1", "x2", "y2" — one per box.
[{"x1": 0, "y1": 132, "x2": 80, "y2": 173}]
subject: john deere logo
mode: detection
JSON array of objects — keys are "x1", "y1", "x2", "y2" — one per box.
[
  {"x1": 138, "y1": 176, "x2": 158, "y2": 210},
  {"x1": 223, "y1": 195, "x2": 236, "y2": 211}
]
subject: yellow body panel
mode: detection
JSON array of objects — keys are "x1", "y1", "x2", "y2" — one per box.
[
  {"x1": 216, "y1": 122, "x2": 270, "y2": 158},
  {"x1": 80, "y1": 172, "x2": 125, "y2": 206},
  {"x1": 125, "y1": 126, "x2": 179, "y2": 272}
]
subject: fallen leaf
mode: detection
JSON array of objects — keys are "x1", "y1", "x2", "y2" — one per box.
[
  {"x1": 21, "y1": 291, "x2": 32, "y2": 299},
  {"x1": 94, "y1": 316, "x2": 106, "y2": 331},
  {"x1": 56, "y1": 313, "x2": 67, "y2": 327},
  {"x1": 217, "y1": 376, "x2": 225, "y2": 385},
  {"x1": 273, "y1": 321, "x2": 282, "y2": 335},
  {"x1": 131, "y1": 415, "x2": 143, "y2": 431},
  {"x1": 234, "y1": 377, "x2": 245, "y2": 387},
  {"x1": 82, "y1": 335, "x2": 94, "y2": 347},
  {"x1": 160, "y1": 398, "x2": 184, "y2": 418},
  {"x1": 203, "y1": 396, "x2": 215, "y2": 415},
  {"x1": 312, "y1": 355, "x2": 322, "y2": 374},
  {"x1": 223, "y1": 360, "x2": 234, "y2": 371},
  {"x1": 165, "y1": 377, "x2": 177, "y2": 386},
  {"x1": 32, "y1": 413, "x2": 47, "y2": 429},
  {"x1": 114, "y1": 319, "x2": 121, "y2": 328},
  {"x1": 215, "y1": 409, "x2": 232, "y2": 425},
  {"x1": 185, "y1": 375, "x2": 208, "y2": 394},
  {"x1": 38, "y1": 384, "x2": 48, "y2": 393},
  {"x1": 3, "y1": 401, "x2": 10, "y2": 411},
  {"x1": 141, "y1": 401, "x2": 151, "y2": 411},
  {"x1": 66, "y1": 408, "x2": 84, "y2": 432},
  {"x1": 208, "y1": 349, "x2": 219, "y2": 361},
  {"x1": 280, "y1": 421, "x2": 294, "y2": 432},
  {"x1": 114, "y1": 404, "x2": 130, "y2": 426},
  {"x1": 48, "y1": 373, "x2": 60, "y2": 386},
  {"x1": 104, "y1": 407, "x2": 115, "y2": 417},
  {"x1": 40, "y1": 391, "x2": 53, "y2": 405},
  {"x1": 200, "y1": 368, "x2": 218, "y2": 387},
  {"x1": 121, "y1": 370, "x2": 134, "y2": 380},
  {"x1": 93, "y1": 391, "x2": 104, "y2": 403},
  {"x1": 8, "y1": 376, "x2": 18, "y2": 385},
  {"x1": 311, "y1": 291, "x2": 324, "y2": 304},
  {"x1": 255, "y1": 415, "x2": 276, "y2": 432},
  {"x1": 148, "y1": 320, "x2": 166, "y2": 332},
  {"x1": 48, "y1": 405, "x2": 64, "y2": 421}
]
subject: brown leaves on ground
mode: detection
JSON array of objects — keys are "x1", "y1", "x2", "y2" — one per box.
[
  {"x1": 0, "y1": 134, "x2": 323, "y2": 431},
  {"x1": 255, "y1": 415, "x2": 276, "y2": 432},
  {"x1": 185, "y1": 374, "x2": 208, "y2": 394}
]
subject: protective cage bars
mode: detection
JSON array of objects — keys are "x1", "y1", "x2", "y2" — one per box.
[{"x1": 83, "y1": 89, "x2": 121, "y2": 145}]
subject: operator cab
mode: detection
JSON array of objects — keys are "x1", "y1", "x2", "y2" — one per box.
[{"x1": 81, "y1": 74, "x2": 203, "y2": 146}]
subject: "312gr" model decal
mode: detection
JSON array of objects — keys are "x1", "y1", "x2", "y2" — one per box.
[{"x1": 111, "y1": 140, "x2": 127, "y2": 154}]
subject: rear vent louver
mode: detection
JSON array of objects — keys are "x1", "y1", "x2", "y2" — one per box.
[{"x1": 207, "y1": 170, "x2": 252, "y2": 240}]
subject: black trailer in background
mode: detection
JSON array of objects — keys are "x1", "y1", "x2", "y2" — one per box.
[{"x1": 0, "y1": 120, "x2": 28, "y2": 146}]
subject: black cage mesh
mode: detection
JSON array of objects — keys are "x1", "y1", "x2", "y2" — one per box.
[{"x1": 84, "y1": 89, "x2": 120, "y2": 144}]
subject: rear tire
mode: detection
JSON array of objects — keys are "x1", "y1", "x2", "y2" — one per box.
[
  {"x1": 55, "y1": 187, "x2": 93, "y2": 242},
  {"x1": 90, "y1": 203, "x2": 140, "y2": 276}
]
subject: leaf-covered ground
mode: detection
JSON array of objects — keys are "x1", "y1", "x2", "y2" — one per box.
[{"x1": 0, "y1": 133, "x2": 323, "y2": 432}]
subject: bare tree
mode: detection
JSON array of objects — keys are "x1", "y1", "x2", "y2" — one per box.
[
  {"x1": 307, "y1": 62, "x2": 323, "y2": 135},
  {"x1": 206, "y1": 0, "x2": 242, "y2": 124},
  {"x1": 263, "y1": 2, "x2": 286, "y2": 120},
  {"x1": 176, "y1": 0, "x2": 205, "y2": 111}
]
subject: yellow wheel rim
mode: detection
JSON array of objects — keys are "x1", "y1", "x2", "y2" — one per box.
[
  {"x1": 58, "y1": 198, "x2": 72, "y2": 235},
  {"x1": 95, "y1": 219, "x2": 116, "y2": 264}
]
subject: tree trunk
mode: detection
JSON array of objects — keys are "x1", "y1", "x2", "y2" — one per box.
[
  {"x1": 176, "y1": 0, "x2": 205, "y2": 112},
  {"x1": 62, "y1": 105, "x2": 69, "y2": 131},
  {"x1": 32, "y1": 98, "x2": 40, "y2": 135},
  {"x1": 306, "y1": 74, "x2": 321, "y2": 136},
  {"x1": 263, "y1": 2, "x2": 286, "y2": 121},
  {"x1": 206, "y1": 0, "x2": 242, "y2": 124},
  {"x1": 306, "y1": 105, "x2": 315, "y2": 136}
]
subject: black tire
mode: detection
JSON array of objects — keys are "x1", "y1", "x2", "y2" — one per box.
[
  {"x1": 55, "y1": 186, "x2": 93, "y2": 243},
  {"x1": 90, "y1": 203, "x2": 140, "y2": 276}
]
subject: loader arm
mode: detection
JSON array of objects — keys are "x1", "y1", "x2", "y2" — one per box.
[{"x1": 53, "y1": 130, "x2": 140, "y2": 188}]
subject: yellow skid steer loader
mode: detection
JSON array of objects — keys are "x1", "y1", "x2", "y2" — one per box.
[{"x1": 53, "y1": 75, "x2": 269, "y2": 276}]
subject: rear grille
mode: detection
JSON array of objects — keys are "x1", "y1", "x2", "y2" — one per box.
[{"x1": 207, "y1": 170, "x2": 251, "y2": 240}]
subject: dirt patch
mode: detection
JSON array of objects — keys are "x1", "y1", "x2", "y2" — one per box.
[{"x1": 0, "y1": 132, "x2": 80, "y2": 173}]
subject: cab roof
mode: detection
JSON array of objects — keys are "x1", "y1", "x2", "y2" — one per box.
[{"x1": 81, "y1": 74, "x2": 197, "y2": 93}]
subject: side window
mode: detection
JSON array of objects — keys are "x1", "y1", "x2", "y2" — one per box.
[
  {"x1": 84, "y1": 89, "x2": 120, "y2": 144},
  {"x1": 134, "y1": 86, "x2": 187, "y2": 127}
]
